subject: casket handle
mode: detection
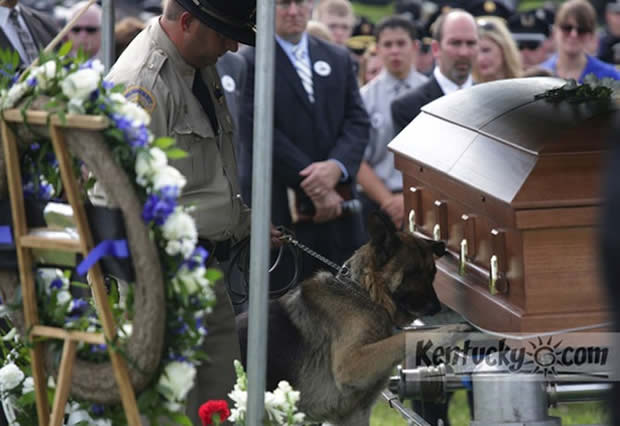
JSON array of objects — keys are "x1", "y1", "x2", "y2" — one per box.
[
  {"x1": 433, "y1": 200, "x2": 448, "y2": 240},
  {"x1": 459, "y1": 238, "x2": 468, "y2": 275},
  {"x1": 489, "y1": 255, "x2": 499, "y2": 294},
  {"x1": 408, "y1": 209, "x2": 416, "y2": 233}
]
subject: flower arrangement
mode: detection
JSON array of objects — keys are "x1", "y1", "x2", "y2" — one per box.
[
  {"x1": 0, "y1": 44, "x2": 219, "y2": 424},
  {"x1": 535, "y1": 74, "x2": 620, "y2": 104},
  {"x1": 198, "y1": 360, "x2": 306, "y2": 426}
]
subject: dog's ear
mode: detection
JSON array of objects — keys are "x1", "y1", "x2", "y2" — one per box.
[{"x1": 368, "y1": 211, "x2": 400, "y2": 265}]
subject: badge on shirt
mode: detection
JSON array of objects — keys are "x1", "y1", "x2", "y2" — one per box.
[
  {"x1": 313, "y1": 61, "x2": 331, "y2": 77},
  {"x1": 221, "y1": 75, "x2": 236, "y2": 93},
  {"x1": 370, "y1": 112, "x2": 384, "y2": 129},
  {"x1": 124, "y1": 86, "x2": 157, "y2": 114}
]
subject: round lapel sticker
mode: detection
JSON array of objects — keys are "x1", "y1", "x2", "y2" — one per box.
[
  {"x1": 221, "y1": 75, "x2": 236, "y2": 92},
  {"x1": 313, "y1": 61, "x2": 331, "y2": 77},
  {"x1": 370, "y1": 112, "x2": 383, "y2": 129}
]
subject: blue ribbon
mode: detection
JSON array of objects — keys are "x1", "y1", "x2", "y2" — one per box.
[
  {"x1": 76, "y1": 239, "x2": 129, "y2": 275},
  {"x1": 0, "y1": 226, "x2": 13, "y2": 245}
]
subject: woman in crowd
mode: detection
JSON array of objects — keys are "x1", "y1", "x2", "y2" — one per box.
[
  {"x1": 357, "y1": 42, "x2": 383, "y2": 86},
  {"x1": 540, "y1": 0, "x2": 620, "y2": 81},
  {"x1": 473, "y1": 17, "x2": 523, "y2": 82}
]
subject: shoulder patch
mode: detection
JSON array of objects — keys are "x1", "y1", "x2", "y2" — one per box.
[{"x1": 124, "y1": 86, "x2": 157, "y2": 114}]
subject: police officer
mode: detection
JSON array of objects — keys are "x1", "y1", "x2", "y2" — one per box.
[
  {"x1": 106, "y1": 0, "x2": 260, "y2": 423},
  {"x1": 598, "y1": 0, "x2": 620, "y2": 64}
]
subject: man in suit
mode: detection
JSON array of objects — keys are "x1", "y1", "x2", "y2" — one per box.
[
  {"x1": 0, "y1": 0, "x2": 58, "y2": 72},
  {"x1": 239, "y1": 0, "x2": 369, "y2": 287},
  {"x1": 391, "y1": 9, "x2": 478, "y2": 134}
]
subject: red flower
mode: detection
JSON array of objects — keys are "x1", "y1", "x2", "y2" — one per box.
[{"x1": 199, "y1": 400, "x2": 231, "y2": 426}]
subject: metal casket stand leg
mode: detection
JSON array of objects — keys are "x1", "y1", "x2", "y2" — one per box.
[{"x1": 470, "y1": 358, "x2": 560, "y2": 426}]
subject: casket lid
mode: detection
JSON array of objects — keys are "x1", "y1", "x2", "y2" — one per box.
[{"x1": 389, "y1": 77, "x2": 617, "y2": 209}]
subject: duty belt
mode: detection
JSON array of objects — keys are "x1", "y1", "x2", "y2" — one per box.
[{"x1": 199, "y1": 238, "x2": 232, "y2": 265}]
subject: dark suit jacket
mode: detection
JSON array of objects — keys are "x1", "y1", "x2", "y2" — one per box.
[
  {"x1": 238, "y1": 35, "x2": 369, "y2": 276},
  {"x1": 216, "y1": 51, "x2": 246, "y2": 162},
  {"x1": 239, "y1": 36, "x2": 369, "y2": 224},
  {"x1": 391, "y1": 76, "x2": 444, "y2": 134},
  {"x1": 0, "y1": 6, "x2": 58, "y2": 68}
]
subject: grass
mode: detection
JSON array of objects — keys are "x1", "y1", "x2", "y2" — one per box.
[
  {"x1": 351, "y1": 2, "x2": 394, "y2": 23},
  {"x1": 370, "y1": 390, "x2": 610, "y2": 425}
]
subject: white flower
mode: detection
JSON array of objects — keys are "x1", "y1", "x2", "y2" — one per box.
[
  {"x1": 66, "y1": 409, "x2": 92, "y2": 425},
  {"x1": 120, "y1": 323, "x2": 133, "y2": 338},
  {"x1": 1, "y1": 82, "x2": 29, "y2": 109},
  {"x1": 33, "y1": 61, "x2": 57, "y2": 90},
  {"x1": 21, "y1": 377, "x2": 34, "y2": 395},
  {"x1": 57, "y1": 290, "x2": 72, "y2": 305},
  {"x1": 116, "y1": 100, "x2": 150, "y2": 126},
  {"x1": 38, "y1": 268, "x2": 69, "y2": 294},
  {"x1": 157, "y1": 362, "x2": 196, "y2": 402},
  {"x1": 152, "y1": 165, "x2": 187, "y2": 192},
  {"x1": 67, "y1": 97, "x2": 85, "y2": 114},
  {"x1": 172, "y1": 265, "x2": 209, "y2": 295},
  {"x1": 92, "y1": 418, "x2": 112, "y2": 426},
  {"x1": 61, "y1": 68, "x2": 100, "y2": 101},
  {"x1": 109, "y1": 92, "x2": 127, "y2": 105},
  {"x1": 135, "y1": 148, "x2": 167, "y2": 186},
  {"x1": 292, "y1": 412, "x2": 306, "y2": 424},
  {"x1": 163, "y1": 401, "x2": 183, "y2": 412},
  {"x1": 0, "y1": 363, "x2": 24, "y2": 391},
  {"x1": 162, "y1": 208, "x2": 197, "y2": 257},
  {"x1": 89, "y1": 59, "x2": 105, "y2": 75},
  {"x1": 1, "y1": 328, "x2": 17, "y2": 342}
]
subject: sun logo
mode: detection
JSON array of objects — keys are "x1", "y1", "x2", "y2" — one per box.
[{"x1": 522, "y1": 336, "x2": 564, "y2": 377}]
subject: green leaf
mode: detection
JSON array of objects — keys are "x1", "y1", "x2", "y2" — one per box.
[
  {"x1": 167, "y1": 413, "x2": 193, "y2": 426},
  {"x1": 154, "y1": 137, "x2": 175, "y2": 149},
  {"x1": 58, "y1": 41, "x2": 72, "y2": 58},
  {"x1": 205, "y1": 268, "x2": 223, "y2": 283},
  {"x1": 165, "y1": 148, "x2": 188, "y2": 159},
  {"x1": 17, "y1": 391, "x2": 35, "y2": 406}
]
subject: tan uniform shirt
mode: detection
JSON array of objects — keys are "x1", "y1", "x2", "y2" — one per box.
[{"x1": 106, "y1": 19, "x2": 251, "y2": 242}]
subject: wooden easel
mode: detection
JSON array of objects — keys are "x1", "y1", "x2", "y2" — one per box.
[{"x1": 0, "y1": 110, "x2": 141, "y2": 426}]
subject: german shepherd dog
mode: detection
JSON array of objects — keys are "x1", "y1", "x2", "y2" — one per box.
[{"x1": 236, "y1": 212, "x2": 447, "y2": 425}]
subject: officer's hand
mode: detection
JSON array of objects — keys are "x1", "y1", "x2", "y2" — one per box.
[
  {"x1": 312, "y1": 189, "x2": 343, "y2": 223},
  {"x1": 270, "y1": 224, "x2": 283, "y2": 248},
  {"x1": 381, "y1": 193, "x2": 405, "y2": 229},
  {"x1": 300, "y1": 161, "x2": 342, "y2": 198}
]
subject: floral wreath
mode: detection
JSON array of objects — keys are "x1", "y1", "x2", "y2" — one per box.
[
  {"x1": 0, "y1": 45, "x2": 217, "y2": 425},
  {"x1": 0, "y1": 45, "x2": 305, "y2": 426}
]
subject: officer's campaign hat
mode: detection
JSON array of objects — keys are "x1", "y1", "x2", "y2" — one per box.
[
  {"x1": 395, "y1": 0, "x2": 424, "y2": 23},
  {"x1": 417, "y1": 22, "x2": 433, "y2": 53},
  {"x1": 175, "y1": 0, "x2": 257, "y2": 46},
  {"x1": 465, "y1": 0, "x2": 513, "y2": 20},
  {"x1": 507, "y1": 10, "x2": 549, "y2": 50}
]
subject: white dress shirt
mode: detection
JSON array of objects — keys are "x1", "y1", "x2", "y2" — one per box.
[{"x1": 433, "y1": 66, "x2": 473, "y2": 95}]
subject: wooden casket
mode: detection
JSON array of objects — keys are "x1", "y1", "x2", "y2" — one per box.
[{"x1": 389, "y1": 78, "x2": 616, "y2": 333}]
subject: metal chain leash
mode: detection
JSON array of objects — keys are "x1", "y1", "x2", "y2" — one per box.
[{"x1": 278, "y1": 229, "x2": 351, "y2": 278}]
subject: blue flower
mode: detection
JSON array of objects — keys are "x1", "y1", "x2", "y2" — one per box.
[
  {"x1": 111, "y1": 114, "x2": 150, "y2": 149},
  {"x1": 195, "y1": 316, "x2": 208, "y2": 336},
  {"x1": 38, "y1": 182, "x2": 53, "y2": 200},
  {"x1": 168, "y1": 353, "x2": 187, "y2": 362},
  {"x1": 142, "y1": 188, "x2": 178, "y2": 226},
  {"x1": 90, "y1": 344, "x2": 107, "y2": 353},
  {"x1": 23, "y1": 181, "x2": 35, "y2": 199},
  {"x1": 102, "y1": 80, "x2": 114, "y2": 90},
  {"x1": 91, "y1": 404, "x2": 105, "y2": 416},
  {"x1": 27, "y1": 77, "x2": 37, "y2": 87},
  {"x1": 184, "y1": 246, "x2": 209, "y2": 271},
  {"x1": 49, "y1": 278, "x2": 63, "y2": 290},
  {"x1": 174, "y1": 316, "x2": 189, "y2": 335},
  {"x1": 45, "y1": 152, "x2": 58, "y2": 167},
  {"x1": 29, "y1": 143, "x2": 40, "y2": 151},
  {"x1": 66, "y1": 298, "x2": 89, "y2": 321}
]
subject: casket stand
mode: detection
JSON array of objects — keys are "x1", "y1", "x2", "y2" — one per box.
[{"x1": 390, "y1": 78, "x2": 615, "y2": 333}]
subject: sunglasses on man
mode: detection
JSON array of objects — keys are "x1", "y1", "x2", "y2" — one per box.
[
  {"x1": 559, "y1": 24, "x2": 590, "y2": 36},
  {"x1": 70, "y1": 26, "x2": 100, "y2": 34}
]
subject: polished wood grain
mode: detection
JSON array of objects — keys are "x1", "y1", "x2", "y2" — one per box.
[{"x1": 391, "y1": 78, "x2": 615, "y2": 333}]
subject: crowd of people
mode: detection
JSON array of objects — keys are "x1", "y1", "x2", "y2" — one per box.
[{"x1": 1, "y1": 0, "x2": 620, "y2": 424}]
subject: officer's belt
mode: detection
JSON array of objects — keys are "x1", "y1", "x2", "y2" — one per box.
[{"x1": 199, "y1": 238, "x2": 232, "y2": 265}]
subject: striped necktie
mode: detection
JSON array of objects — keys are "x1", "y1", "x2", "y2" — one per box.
[
  {"x1": 292, "y1": 44, "x2": 314, "y2": 103},
  {"x1": 9, "y1": 8, "x2": 38, "y2": 65}
]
